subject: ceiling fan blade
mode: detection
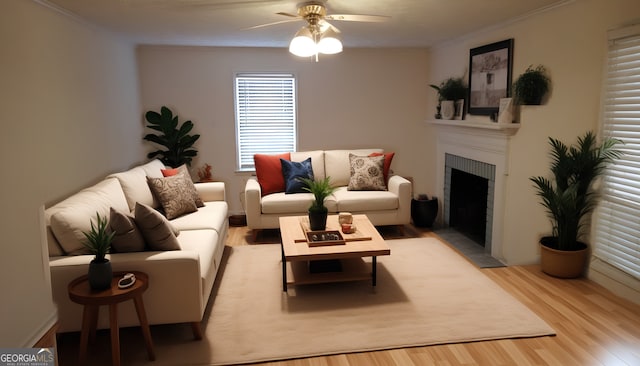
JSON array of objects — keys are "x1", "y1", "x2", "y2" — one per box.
[
  {"x1": 243, "y1": 19, "x2": 300, "y2": 30},
  {"x1": 276, "y1": 11, "x2": 300, "y2": 18},
  {"x1": 325, "y1": 14, "x2": 390, "y2": 22},
  {"x1": 319, "y1": 20, "x2": 341, "y2": 33}
]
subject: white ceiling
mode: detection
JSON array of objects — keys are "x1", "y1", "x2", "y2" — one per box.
[{"x1": 41, "y1": 0, "x2": 569, "y2": 48}]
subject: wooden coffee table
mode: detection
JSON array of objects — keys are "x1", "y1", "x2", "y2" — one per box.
[{"x1": 279, "y1": 214, "x2": 390, "y2": 291}]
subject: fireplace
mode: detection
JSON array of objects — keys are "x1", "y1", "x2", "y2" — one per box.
[
  {"x1": 444, "y1": 154, "x2": 495, "y2": 250},
  {"x1": 431, "y1": 119, "x2": 519, "y2": 262}
]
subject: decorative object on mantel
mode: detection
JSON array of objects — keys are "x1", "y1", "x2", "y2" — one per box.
[
  {"x1": 430, "y1": 77, "x2": 467, "y2": 120},
  {"x1": 144, "y1": 106, "x2": 201, "y2": 167},
  {"x1": 497, "y1": 98, "x2": 515, "y2": 124},
  {"x1": 530, "y1": 131, "x2": 623, "y2": 278},
  {"x1": 197, "y1": 163, "x2": 214, "y2": 182},
  {"x1": 468, "y1": 39, "x2": 514, "y2": 116},
  {"x1": 513, "y1": 65, "x2": 551, "y2": 105},
  {"x1": 82, "y1": 212, "x2": 115, "y2": 290}
]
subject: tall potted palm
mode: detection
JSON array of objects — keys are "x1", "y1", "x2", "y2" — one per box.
[
  {"x1": 530, "y1": 131, "x2": 622, "y2": 278},
  {"x1": 299, "y1": 177, "x2": 336, "y2": 231}
]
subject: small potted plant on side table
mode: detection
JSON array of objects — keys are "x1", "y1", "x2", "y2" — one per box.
[{"x1": 82, "y1": 212, "x2": 115, "y2": 290}]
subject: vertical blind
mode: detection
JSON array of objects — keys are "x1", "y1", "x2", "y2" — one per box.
[
  {"x1": 593, "y1": 24, "x2": 640, "y2": 280},
  {"x1": 234, "y1": 73, "x2": 297, "y2": 171}
]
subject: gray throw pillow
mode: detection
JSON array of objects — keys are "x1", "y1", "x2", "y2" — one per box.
[
  {"x1": 134, "y1": 202, "x2": 181, "y2": 251},
  {"x1": 109, "y1": 207, "x2": 146, "y2": 253}
]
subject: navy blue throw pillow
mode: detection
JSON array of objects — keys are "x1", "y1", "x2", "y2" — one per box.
[{"x1": 280, "y1": 158, "x2": 314, "y2": 194}]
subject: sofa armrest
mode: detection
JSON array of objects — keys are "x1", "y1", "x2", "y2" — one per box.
[
  {"x1": 388, "y1": 175, "x2": 412, "y2": 224},
  {"x1": 195, "y1": 182, "x2": 226, "y2": 202},
  {"x1": 244, "y1": 178, "x2": 262, "y2": 229},
  {"x1": 50, "y1": 250, "x2": 204, "y2": 332}
]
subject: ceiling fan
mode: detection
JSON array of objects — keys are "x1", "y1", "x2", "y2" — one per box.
[{"x1": 247, "y1": 1, "x2": 390, "y2": 59}]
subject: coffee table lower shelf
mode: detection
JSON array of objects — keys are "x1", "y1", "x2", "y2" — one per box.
[{"x1": 283, "y1": 257, "x2": 377, "y2": 290}]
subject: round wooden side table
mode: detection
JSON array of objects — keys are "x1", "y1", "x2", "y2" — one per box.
[{"x1": 68, "y1": 271, "x2": 155, "y2": 366}]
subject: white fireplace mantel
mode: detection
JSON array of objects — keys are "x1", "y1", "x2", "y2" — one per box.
[
  {"x1": 431, "y1": 119, "x2": 518, "y2": 263},
  {"x1": 427, "y1": 119, "x2": 521, "y2": 135}
]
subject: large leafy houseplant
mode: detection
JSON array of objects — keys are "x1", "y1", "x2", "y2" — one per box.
[
  {"x1": 513, "y1": 65, "x2": 550, "y2": 105},
  {"x1": 299, "y1": 177, "x2": 336, "y2": 230},
  {"x1": 530, "y1": 131, "x2": 623, "y2": 252},
  {"x1": 82, "y1": 212, "x2": 115, "y2": 289},
  {"x1": 144, "y1": 106, "x2": 201, "y2": 167}
]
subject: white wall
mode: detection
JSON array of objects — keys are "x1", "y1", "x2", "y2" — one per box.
[
  {"x1": 426, "y1": 0, "x2": 640, "y2": 300},
  {"x1": 137, "y1": 46, "x2": 430, "y2": 214},
  {"x1": 0, "y1": 0, "x2": 143, "y2": 346}
]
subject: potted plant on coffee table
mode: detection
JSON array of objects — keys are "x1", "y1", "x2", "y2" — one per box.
[
  {"x1": 300, "y1": 177, "x2": 336, "y2": 231},
  {"x1": 530, "y1": 131, "x2": 622, "y2": 278},
  {"x1": 82, "y1": 212, "x2": 115, "y2": 290}
]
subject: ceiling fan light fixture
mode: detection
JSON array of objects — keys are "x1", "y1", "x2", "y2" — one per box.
[
  {"x1": 289, "y1": 27, "x2": 317, "y2": 57},
  {"x1": 317, "y1": 27, "x2": 342, "y2": 55}
]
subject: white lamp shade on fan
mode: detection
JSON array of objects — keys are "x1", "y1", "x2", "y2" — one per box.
[
  {"x1": 317, "y1": 27, "x2": 342, "y2": 54},
  {"x1": 289, "y1": 27, "x2": 317, "y2": 57}
]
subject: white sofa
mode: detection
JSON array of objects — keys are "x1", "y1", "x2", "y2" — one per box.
[
  {"x1": 46, "y1": 160, "x2": 228, "y2": 339},
  {"x1": 244, "y1": 149, "x2": 411, "y2": 238}
]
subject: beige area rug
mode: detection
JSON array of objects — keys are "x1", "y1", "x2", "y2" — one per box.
[{"x1": 57, "y1": 238, "x2": 555, "y2": 365}]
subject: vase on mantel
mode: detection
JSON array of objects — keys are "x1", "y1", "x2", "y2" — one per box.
[{"x1": 441, "y1": 100, "x2": 455, "y2": 120}]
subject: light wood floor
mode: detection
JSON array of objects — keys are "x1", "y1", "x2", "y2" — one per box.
[{"x1": 228, "y1": 224, "x2": 640, "y2": 366}]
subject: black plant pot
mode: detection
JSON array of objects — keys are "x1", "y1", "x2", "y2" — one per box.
[
  {"x1": 411, "y1": 198, "x2": 438, "y2": 228},
  {"x1": 88, "y1": 259, "x2": 113, "y2": 290},
  {"x1": 308, "y1": 209, "x2": 328, "y2": 231}
]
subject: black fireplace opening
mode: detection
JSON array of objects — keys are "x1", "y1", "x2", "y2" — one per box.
[{"x1": 449, "y1": 168, "x2": 488, "y2": 246}]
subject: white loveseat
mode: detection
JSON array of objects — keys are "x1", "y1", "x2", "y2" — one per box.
[
  {"x1": 46, "y1": 160, "x2": 228, "y2": 339},
  {"x1": 244, "y1": 149, "x2": 411, "y2": 238}
]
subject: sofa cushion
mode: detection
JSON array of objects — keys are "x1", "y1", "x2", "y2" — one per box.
[
  {"x1": 108, "y1": 159, "x2": 166, "y2": 212},
  {"x1": 177, "y1": 229, "x2": 220, "y2": 297},
  {"x1": 348, "y1": 154, "x2": 387, "y2": 191},
  {"x1": 254, "y1": 153, "x2": 291, "y2": 196},
  {"x1": 147, "y1": 174, "x2": 198, "y2": 220},
  {"x1": 134, "y1": 203, "x2": 181, "y2": 251},
  {"x1": 290, "y1": 150, "x2": 325, "y2": 181},
  {"x1": 49, "y1": 178, "x2": 130, "y2": 255},
  {"x1": 369, "y1": 152, "x2": 395, "y2": 183},
  {"x1": 261, "y1": 192, "x2": 315, "y2": 214},
  {"x1": 169, "y1": 201, "x2": 229, "y2": 235},
  {"x1": 109, "y1": 207, "x2": 146, "y2": 253},
  {"x1": 324, "y1": 149, "x2": 383, "y2": 187},
  {"x1": 333, "y1": 187, "x2": 399, "y2": 212},
  {"x1": 281, "y1": 157, "x2": 314, "y2": 194}
]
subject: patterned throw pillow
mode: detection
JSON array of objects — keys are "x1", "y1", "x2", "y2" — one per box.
[
  {"x1": 109, "y1": 207, "x2": 146, "y2": 253},
  {"x1": 281, "y1": 157, "x2": 314, "y2": 194},
  {"x1": 347, "y1": 154, "x2": 387, "y2": 191},
  {"x1": 161, "y1": 165, "x2": 204, "y2": 207},
  {"x1": 147, "y1": 174, "x2": 198, "y2": 220},
  {"x1": 134, "y1": 202, "x2": 181, "y2": 251}
]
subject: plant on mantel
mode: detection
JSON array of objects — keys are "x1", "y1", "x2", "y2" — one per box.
[{"x1": 513, "y1": 65, "x2": 551, "y2": 105}]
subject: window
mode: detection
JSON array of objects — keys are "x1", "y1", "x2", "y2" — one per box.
[
  {"x1": 234, "y1": 73, "x2": 297, "y2": 171},
  {"x1": 592, "y1": 24, "x2": 640, "y2": 280}
]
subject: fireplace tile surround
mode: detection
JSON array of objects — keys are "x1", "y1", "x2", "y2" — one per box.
[{"x1": 430, "y1": 119, "x2": 520, "y2": 262}]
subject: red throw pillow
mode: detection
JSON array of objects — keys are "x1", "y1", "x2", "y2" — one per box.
[
  {"x1": 254, "y1": 153, "x2": 291, "y2": 196},
  {"x1": 161, "y1": 168, "x2": 180, "y2": 177},
  {"x1": 369, "y1": 152, "x2": 395, "y2": 182}
]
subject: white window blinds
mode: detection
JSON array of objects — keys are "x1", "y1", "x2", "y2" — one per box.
[
  {"x1": 234, "y1": 73, "x2": 297, "y2": 171},
  {"x1": 593, "y1": 24, "x2": 640, "y2": 280}
]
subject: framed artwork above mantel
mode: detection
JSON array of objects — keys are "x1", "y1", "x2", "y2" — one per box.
[{"x1": 468, "y1": 39, "x2": 514, "y2": 116}]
